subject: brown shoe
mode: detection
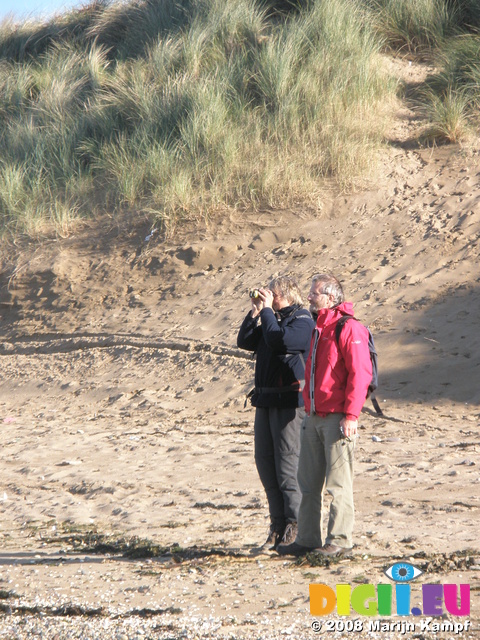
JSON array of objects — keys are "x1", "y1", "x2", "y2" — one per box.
[
  {"x1": 314, "y1": 543, "x2": 352, "y2": 557},
  {"x1": 279, "y1": 521, "x2": 297, "y2": 546},
  {"x1": 260, "y1": 522, "x2": 285, "y2": 551}
]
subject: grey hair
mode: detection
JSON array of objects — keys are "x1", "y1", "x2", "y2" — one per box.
[
  {"x1": 311, "y1": 273, "x2": 344, "y2": 306},
  {"x1": 269, "y1": 276, "x2": 303, "y2": 305}
]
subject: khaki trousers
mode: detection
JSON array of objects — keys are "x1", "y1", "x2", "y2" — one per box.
[{"x1": 296, "y1": 413, "x2": 355, "y2": 549}]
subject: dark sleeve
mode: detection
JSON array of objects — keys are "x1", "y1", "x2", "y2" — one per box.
[
  {"x1": 237, "y1": 312, "x2": 262, "y2": 351},
  {"x1": 260, "y1": 308, "x2": 314, "y2": 354}
]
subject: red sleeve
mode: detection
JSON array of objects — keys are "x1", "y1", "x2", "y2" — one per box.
[{"x1": 338, "y1": 321, "x2": 372, "y2": 419}]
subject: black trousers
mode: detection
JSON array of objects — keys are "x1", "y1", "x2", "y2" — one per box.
[{"x1": 254, "y1": 406, "x2": 304, "y2": 525}]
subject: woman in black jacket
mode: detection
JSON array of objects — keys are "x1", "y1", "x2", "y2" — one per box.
[{"x1": 237, "y1": 276, "x2": 314, "y2": 550}]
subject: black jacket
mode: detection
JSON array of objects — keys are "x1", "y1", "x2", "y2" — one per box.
[{"x1": 237, "y1": 304, "x2": 314, "y2": 408}]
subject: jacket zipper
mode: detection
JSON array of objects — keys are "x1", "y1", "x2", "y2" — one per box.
[{"x1": 309, "y1": 328, "x2": 320, "y2": 416}]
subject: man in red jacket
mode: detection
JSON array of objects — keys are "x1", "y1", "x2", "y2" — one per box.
[{"x1": 277, "y1": 273, "x2": 372, "y2": 557}]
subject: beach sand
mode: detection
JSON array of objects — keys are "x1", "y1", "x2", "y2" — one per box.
[{"x1": 0, "y1": 58, "x2": 479, "y2": 638}]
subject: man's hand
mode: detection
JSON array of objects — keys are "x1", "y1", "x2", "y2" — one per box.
[{"x1": 340, "y1": 416, "x2": 358, "y2": 440}]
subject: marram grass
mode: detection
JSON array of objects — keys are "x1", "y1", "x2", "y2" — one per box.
[{"x1": 0, "y1": 0, "x2": 476, "y2": 238}]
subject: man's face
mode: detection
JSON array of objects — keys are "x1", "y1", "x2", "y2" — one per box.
[{"x1": 307, "y1": 281, "x2": 331, "y2": 314}]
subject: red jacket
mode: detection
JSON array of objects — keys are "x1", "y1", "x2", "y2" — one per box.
[{"x1": 302, "y1": 302, "x2": 372, "y2": 420}]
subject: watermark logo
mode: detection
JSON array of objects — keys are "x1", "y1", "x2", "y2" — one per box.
[
  {"x1": 384, "y1": 561, "x2": 423, "y2": 582},
  {"x1": 309, "y1": 561, "x2": 471, "y2": 635}
]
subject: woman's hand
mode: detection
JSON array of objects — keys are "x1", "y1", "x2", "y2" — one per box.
[{"x1": 250, "y1": 288, "x2": 273, "y2": 316}]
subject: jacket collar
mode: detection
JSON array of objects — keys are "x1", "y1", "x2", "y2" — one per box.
[
  {"x1": 315, "y1": 301, "x2": 354, "y2": 327},
  {"x1": 276, "y1": 303, "x2": 301, "y2": 321}
]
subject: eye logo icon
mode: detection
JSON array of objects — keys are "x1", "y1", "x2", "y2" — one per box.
[{"x1": 384, "y1": 562, "x2": 423, "y2": 582}]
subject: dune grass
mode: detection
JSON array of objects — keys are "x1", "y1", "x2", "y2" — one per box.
[
  {"x1": 0, "y1": 0, "x2": 478, "y2": 237},
  {"x1": 363, "y1": 0, "x2": 480, "y2": 145},
  {"x1": 365, "y1": 0, "x2": 457, "y2": 53},
  {"x1": 422, "y1": 34, "x2": 480, "y2": 142}
]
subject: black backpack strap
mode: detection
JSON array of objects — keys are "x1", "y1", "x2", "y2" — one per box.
[
  {"x1": 335, "y1": 315, "x2": 384, "y2": 417},
  {"x1": 244, "y1": 387, "x2": 255, "y2": 408},
  {"x1": 293, "y1": 307, "x2": 309, "y2": 389},
  {"x1": 298, "y1": 352, "x2": 305, "y2": 370},
  {"x1": 297, "y1": 352, "x2": 306, "y2": 391},
  {"x1": 370, "y1": 394, "x2": 384, "y2": 416},
  {"x1": 335, "y1": 315, "x2": 355, "y2": 345}
]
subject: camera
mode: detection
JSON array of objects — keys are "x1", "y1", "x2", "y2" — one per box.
[{"x1": 249, "y1": 289, "x2": 260, "y2": 299}]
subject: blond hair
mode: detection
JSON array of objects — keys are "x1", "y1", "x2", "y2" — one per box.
[{"x1": 269, "y1": 276, "x2": 303, "y2": 305}]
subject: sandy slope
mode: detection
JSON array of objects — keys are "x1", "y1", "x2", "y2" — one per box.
[{"x1": 0, "y1": 59, "x2": 479, "y2": 638}]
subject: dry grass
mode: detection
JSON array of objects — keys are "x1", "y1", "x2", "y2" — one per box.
[{"x1": 0, "y1": 0, "x2": 478, "y2": 237}]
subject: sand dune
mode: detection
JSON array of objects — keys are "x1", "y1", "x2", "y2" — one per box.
[{"x1": 0, "y1": 58, "x2": 479, "y2": 638}]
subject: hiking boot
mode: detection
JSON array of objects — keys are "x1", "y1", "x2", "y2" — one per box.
[
  {"x1": 276, "y1": 541, "x2": 315, "y2": 557},
  {"x1": 279, "y1": 521, "x2": 297, "y2": 546},
  {"x1": 260, "y1": 522, "x2": 285, "y2": 551},
  {"x1": 313, "y1": 543, "x2": 352, "y2": 557}
]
